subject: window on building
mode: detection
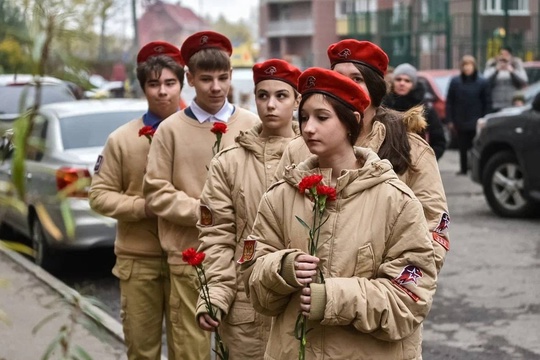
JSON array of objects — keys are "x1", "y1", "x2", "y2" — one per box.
[
  {"x1": 392, "y1": 0, "x2": 405, "y2": 25},
  {"x1": 480, "y1": 0, "x2": 529, "y2": 15}
]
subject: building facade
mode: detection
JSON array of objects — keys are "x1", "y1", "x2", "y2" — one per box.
[{"x1": 258, "y1": 0, "x2": 539, "y2": 70}]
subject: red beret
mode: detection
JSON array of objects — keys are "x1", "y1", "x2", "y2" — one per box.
[
  {"x1": 252, "y1": 59, "x2": 302, "y2": 90},
  {"x1": 327, "y1": 40, "x2": 389, "y2": 77},
  {"x1": 180, "y1": 31, "x2": 233, "y2": 64},
  {"x1": 298, "y1": 67, "x2": 370, "y2": 114},
  {"x1": 137, "y1": 41, "x2": 184, "y2": 66}
]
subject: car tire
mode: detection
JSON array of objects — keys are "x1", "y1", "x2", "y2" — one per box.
[
  {"x1": 482, "y1": 151, "x2": 538, "y2": 218},
  {"x1": 31, "y1": 216, "x2": 62, "y2": 272}
]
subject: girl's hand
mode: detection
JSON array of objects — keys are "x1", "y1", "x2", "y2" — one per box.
[
  {"x1": 294, "y1": 254, "x2": 319, "y2": 285},
  {"x1": 300, "y1": 286, "x2": 311, "y2": 316}
]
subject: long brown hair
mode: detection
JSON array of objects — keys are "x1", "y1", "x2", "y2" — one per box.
[{"x1": 352, "y1": 63, "x2": 414, "y2": 175}]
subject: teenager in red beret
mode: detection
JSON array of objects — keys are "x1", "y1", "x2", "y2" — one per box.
[
  {"x1": 193, "y1": 58, "x2": 301, "y2": 358},
  {"x1": 242, "y1": 67, "x2": 437, "y2": 359},
  {"x1": 89, "y1": 40, "x2": 185, "y2": 360},
  {"x1": 142, "y1": 31, "x2": 259, "y2": 360},
  {"x1": 276, "y1": 39, "x2": 450, "y2": 278}
]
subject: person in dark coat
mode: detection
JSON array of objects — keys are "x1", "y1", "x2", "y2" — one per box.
[
  {"x1": 382, "y1": 63, "x2": 447, "y2": 160},
  {"x1": 446, "y1": 55, "x2": 491, "y2": 175}
]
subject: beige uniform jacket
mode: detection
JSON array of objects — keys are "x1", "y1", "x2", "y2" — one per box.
[
  {"x1": 243, "y1": 148, "x2": 437, "y2": 360},
  {"x1": 143, "y1": 108, "x2": 259, "y2": 265},
  {"x1": 89, "y1": 117, "x2": 161, "y2": 258},
  {"x1": 196, "y1": 123, "x2": 300, "y2": 357},
  {"x1": 275, "y1": 118, "x2": 450, "y2": 273}
]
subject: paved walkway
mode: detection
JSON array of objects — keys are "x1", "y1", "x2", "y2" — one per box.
[{"x1": 0, "y1": 243, "x2": 127, "y2": 360}]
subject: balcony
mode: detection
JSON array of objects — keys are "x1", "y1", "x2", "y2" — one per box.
[{"x1": 266, "y1": 18, "x2": 314, "y2": 37}]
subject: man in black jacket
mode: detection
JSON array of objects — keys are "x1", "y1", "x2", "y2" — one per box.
[
  {"x1": 382, "y1": 63, "x2": 447, "y2": 160},
  {"x1": 446, "y1": 55, "x2": 491, "y2": 175}
]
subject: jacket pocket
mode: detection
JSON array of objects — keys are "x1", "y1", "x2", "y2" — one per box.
[
  {"x1": 225, "y1": 301, "x2": 255, "y2": 326},
  {"x1": 354, "y1": 244, "x2": 375, "y2": 278},
  {"x1": 112, "y1": 258, "x2": 133, "y2": 280}
]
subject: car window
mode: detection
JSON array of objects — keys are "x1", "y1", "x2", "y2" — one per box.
[
  {"x1": 433, "y1": 75, "x2": 453, "y2": 99},
  {"x1": 60, "y1": 111, "x2": 144, "y2": 149},
  {"x1": 26, "y1": 114, "x2": 48, "y2": 161},
  {"x1": 0, "y1": 85, "x2": 76, "y2": 114}
]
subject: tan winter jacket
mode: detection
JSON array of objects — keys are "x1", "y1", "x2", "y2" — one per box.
[
  {"x1": 196, "y1": 122, "x2": 300, "y2": 358},
  {"x1": 275, "y1": 112, "x2": 450, "y2": 273},
  {"x1": 243, "y1": 148, "x2": 437, "y2": 360},
  {"x1": 89, "y1": 117, "x2": 161, "y2": 258},
  {"x1": 143, "y1": 108, "x2": 259, "y2": 265}
]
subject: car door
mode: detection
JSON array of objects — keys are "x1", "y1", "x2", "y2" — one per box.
[{"x1": 521, "y1": 106, "x2": 540, "y2": 195}]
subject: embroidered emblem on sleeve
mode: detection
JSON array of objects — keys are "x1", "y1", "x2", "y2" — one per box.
[
  {"x1": 391, "y1": 265, "x2": 423, "y2": 302},
  {"x1": 94, "y1": 155, "x2": 103, "y2": 174},
  {"x1": 199, "y1": 205, "x2": 213, "y2": 226},
  {"x1": 432, "y1": 212, "x2": 450, "y2": 251},
  {"x1": 237, "y1": 239, "x2": 257, "y2": 264}
]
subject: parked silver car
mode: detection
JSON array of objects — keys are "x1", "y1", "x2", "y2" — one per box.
[{"x1": 0, "y1": 99, "x2": 147, "y2": 271}]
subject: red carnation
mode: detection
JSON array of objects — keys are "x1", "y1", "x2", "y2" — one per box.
[
  {"x1": 138, "y1": 125, "x2": 156, "y2": 143},
  {"x1": 182, "y1": 247, "x2": 228, "y2": 359},
  {"x1": 211, "y1": 122, "x2": 228, "y2": 135},
  {"x1": 316, "y1": 185, "x2": 337, "y2": 201},
  {"x1": 298, "y1": 174, "x2": 323, "y2": 194}
]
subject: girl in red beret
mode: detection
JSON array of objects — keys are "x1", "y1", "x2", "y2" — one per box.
[
  {"x1": 195, "y1": 58, "x2": 301, "y2": 358},
  {"x1": 276, "y1": 40, "x2": 450, "y2": 277},
  {"x1": 242, "y1": 67, "x2": 437, "y2": 359}
]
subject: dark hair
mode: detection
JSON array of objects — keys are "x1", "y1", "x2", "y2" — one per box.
[
  {"x1": 335, "y1": 62, "x2": 412, "y2": 174},
  {"x1": 353, "y1": 63, "x2": 388, "y2": 107},
  {"x1": 298, "y1": 92, "x2": 361, "y2": 146},
  {"x1": 187, "y1": 48, "x2": 231, "y2": 73},
  {"x1": 501, "y1": 46, "x2": 513, "y2": 54},
  {"x1": 136, "y1": 55, "x2": 185, "y2": 91},
  {"x1": 331, "y1": 62, "x2": 388, "y2": 107},
  {"x1": 372, "y1": 107, "x2": 413, "y2": 175}
]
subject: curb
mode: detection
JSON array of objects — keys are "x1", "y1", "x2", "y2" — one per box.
[{"x1": 0, "y1": 242, "x2": 125, "y2": 343}]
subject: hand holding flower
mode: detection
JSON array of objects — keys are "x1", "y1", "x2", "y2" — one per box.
[
  {"x1": 299, "y1": 287, "x2": 312, "y2": 317},
  {"x1": 294, "y1": 254, "x2": 319, "y2": 286},
  {"x1": 198, "y1": 312, "x2": 220, "y2": 332}
]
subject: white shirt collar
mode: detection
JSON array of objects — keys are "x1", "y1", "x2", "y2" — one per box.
[{"x1": 190, "y1": 99, "x2": 234, "y2": 124}]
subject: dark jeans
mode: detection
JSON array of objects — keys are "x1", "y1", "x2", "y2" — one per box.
[{"x1": 457, "y1": 129, "x2": 476, "y2": 173}]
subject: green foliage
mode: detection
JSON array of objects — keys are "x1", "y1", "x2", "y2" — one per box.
[{"x1": 213, "y1": 15, "x2": 253, "y2": 46}]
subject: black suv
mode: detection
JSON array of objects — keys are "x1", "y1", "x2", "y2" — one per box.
[{"x1": 469, "y1": 91, "x2": 540, "y2": 217}]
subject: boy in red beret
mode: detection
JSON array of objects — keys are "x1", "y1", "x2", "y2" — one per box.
[
  {"x1": 195, "y1": 58, "x2": 301, "y2": 358},
  {"x1": 143, "y1": 31, "x2": 259, "y2": 360},
  {"x1": 89, "y1": 40, "x2": 185, "y2": 360}
]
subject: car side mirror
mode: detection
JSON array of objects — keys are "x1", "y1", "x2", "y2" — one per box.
[
  {"x1": 0, "y1": 130, "x2": 14, "y2": 162},
  {"x1": 532, "y1": 92, "x2": 540, "y2": 112}
]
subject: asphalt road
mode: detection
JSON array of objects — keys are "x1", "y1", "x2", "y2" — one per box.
[{"x1": 422, "y1": 150, "x2": 540, "y2": 360}]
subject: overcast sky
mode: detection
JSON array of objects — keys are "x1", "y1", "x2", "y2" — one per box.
[{"x1": 175, "y1": 0, "x2": 259, "y2": 22}]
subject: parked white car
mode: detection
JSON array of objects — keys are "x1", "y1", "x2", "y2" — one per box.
[{"x1": 0, "y1": 99, "x2": 147, "y2": 271}]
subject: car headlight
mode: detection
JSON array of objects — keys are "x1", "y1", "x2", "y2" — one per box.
[{"x1": 476, "y1": 117, "x2": 487, "y2": 136}]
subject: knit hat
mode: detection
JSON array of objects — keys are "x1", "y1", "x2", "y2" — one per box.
[
  {"x1": 180, "y1": 31, "x2": 233, "y2": 65},
  {"x1": 393, "y1": 63, "x2": 418, "y2": 86},
  {"x1": 252, "y1": 59, "x2": 302, "y2": 90},
  {"x1": 298, "y1": 67, "x2": 370, "y2": 114},
  {"x1": 137, "y1": 41, "x2": 184, "y2": 66},
  {"x1": 327, "y1": 39, "x2": 389, "y2": 77}
]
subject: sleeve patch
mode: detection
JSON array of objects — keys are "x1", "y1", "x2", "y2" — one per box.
[
  {"x1": 199, "y1": 205, "x2": 213, "y2": 226},
  {"x1": 237, "y1": 239, "x2": 257, "y2": 264},
  {"x1": 94, "y1": 155, "x2": 103, "y2": 173}
]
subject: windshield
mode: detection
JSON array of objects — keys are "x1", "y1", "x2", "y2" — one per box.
[
  {"x1": 60, "y1": 111, "x2": 144, "y2": 149},
  {"x1": 433, "y1": 75, "x2": 454, "y2": 100},
  {"x1": 0, "y1": 85, "x2": 76, "y2": 114}
]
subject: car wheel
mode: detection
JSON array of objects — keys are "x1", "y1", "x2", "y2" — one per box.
[
  {"x1": 482, "y1": 151, "x2": 538, "y2": 217},
  {"x1": 31, "y1": 217, "x2": 62, "y2": 272}
]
